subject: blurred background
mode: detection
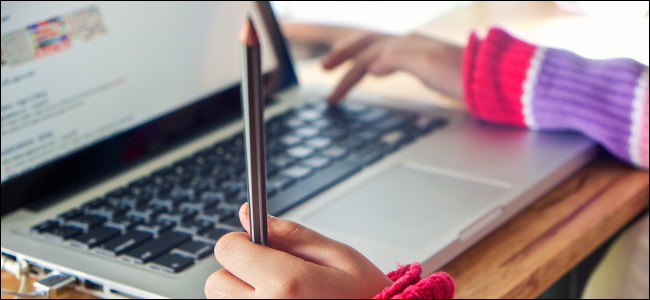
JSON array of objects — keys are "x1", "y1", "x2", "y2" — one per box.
[
  {"x1": 271, "y1": 1, "x2": 649, "y2": 64},
  {"x1": 271, "y1": 1, "x2": 472, "y2": 34}
]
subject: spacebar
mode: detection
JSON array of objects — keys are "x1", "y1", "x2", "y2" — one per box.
[{"x1": 268, "y1": 160, "x2": 362, "y2": 216}]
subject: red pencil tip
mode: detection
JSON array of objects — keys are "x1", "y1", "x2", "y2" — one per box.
[{"x1": 240, "y1": 17, "x2": 259, "y2": 46}]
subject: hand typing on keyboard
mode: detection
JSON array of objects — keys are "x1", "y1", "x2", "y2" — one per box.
[{"x1": 204, "y1": 203, "x2": 393, "y2": 299}]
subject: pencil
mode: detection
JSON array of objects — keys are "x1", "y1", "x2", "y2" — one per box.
[{"x1": 240, "y1": 16, "x2": 268, "y2": 246}]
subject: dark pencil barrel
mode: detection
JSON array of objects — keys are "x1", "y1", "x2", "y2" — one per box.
[{"x1": 241, "y1": 18, "x2": 268, "y2": 246}]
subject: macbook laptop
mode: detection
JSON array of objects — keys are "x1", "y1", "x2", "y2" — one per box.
[{"x1": 1, "y1": 1, "x2": 597, "y2": 298}]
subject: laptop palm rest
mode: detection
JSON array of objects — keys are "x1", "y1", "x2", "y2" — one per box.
[{"x1": 302, "y1": 164, "x2": 510, "y2": 249}]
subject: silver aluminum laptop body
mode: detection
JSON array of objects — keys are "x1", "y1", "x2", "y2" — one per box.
[{"x1": 1, "y1": 2, "x2": 597, "y2": 298}]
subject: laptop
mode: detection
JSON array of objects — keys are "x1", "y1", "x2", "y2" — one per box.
[{"x1": 1, "y1": 1, "x2": 597, "y2": 298}]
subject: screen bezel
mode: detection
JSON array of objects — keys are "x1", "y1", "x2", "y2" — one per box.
[{"x1": 1, "y1": 1, "x2": 298, "y2": 216}]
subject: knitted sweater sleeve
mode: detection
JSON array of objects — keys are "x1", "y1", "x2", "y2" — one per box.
[
  {"x1": 463, "y1": 28, "x2": 649, "y2": 170},
  {"x1": 373, "y1": 263, "x2": 455, "y2": 299}
]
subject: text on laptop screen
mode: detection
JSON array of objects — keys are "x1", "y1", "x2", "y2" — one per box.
[{"x1": 0, "y1": 1, "x2": 278, "y2": 182}]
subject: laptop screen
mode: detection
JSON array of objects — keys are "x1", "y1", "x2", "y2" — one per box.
[
  {"x1": 1, "y1": 1, "x2": 279, "y2": 183},
  {"x1": 1, "y1": 1, "x2": 297, "y2": 215}
]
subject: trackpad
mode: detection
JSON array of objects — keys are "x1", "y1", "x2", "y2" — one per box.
[{"x1": 302, "y1": 165, "x2": 510, "y2": 249}]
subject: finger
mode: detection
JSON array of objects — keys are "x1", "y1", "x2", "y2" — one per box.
[
  {"x1": 322, "y1": 33, "x2": 381, "y2": 70},
  {"x1": 204, "y1": 268, "x2": 255, "y2": 299},
  {"x1": 368, "y1": 59, "x2": 397, "y2": 76},
  {"x1": 214, "y1": 229, "x2": 320, "y2": 289},
  {"x1": 326, "y1": 47, "x2": 381, "y2": 105},
  {"x1": 238, "y1": 203, "x2": 364, "y2": 271}
]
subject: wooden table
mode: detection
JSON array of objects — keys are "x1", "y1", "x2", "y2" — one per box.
[{"x1": 3, "y1": 2, "x2": 648, "y2": 299}]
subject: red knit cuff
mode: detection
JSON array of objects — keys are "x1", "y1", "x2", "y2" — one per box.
[
  {"x1": 462, "y1": 28, "x2": 537, "y2": 128},
  {"x1": 373, "y1": 263, "x2": 455, "y2": 299}
]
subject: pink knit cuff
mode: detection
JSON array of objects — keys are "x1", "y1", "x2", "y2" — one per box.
[
  {"x1": 373, "y1": 263, "x2": 455, "y2": 299},
  {"x1": 462, "y1": 27, "x2": 537, "y2": 127}
]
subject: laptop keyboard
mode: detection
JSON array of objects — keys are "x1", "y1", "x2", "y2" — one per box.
[{"x1": 29, "y1": 99, "x2": 448, "y2": 274}]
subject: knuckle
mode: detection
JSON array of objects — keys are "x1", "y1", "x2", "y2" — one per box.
[
  {"x1": 336, "y1": 243, "x2": 359, "y2": 260},
  {"x1": 204, "y1": 270, "x2": 227, "y2": 298},
  {"x1": 278, "y1": 220, "x2": 307, "y2": 239},
  {"x1": 273, "y1": 267, "x2": 307, "y2": 298},
  {"x1": 213, "y1": 232, "x2": 239, "y2": 258}
]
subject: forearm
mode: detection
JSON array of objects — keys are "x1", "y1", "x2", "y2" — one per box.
[{"x1": 463, "y1": 28, "x2": 649, "y2": 169}]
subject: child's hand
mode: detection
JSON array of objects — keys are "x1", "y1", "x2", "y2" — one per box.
[
  {"x1": 322, "y1": 32, "x2": 464, "y2": 104},
  {"x1": 204, "y1": 203, "x2": 393, "y2": 299}
]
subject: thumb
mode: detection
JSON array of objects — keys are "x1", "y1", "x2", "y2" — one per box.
[{"x1": 238, "y1": 203, "x2": 362, "y2": 270}]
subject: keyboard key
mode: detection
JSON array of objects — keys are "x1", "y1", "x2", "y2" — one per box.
[
  {"x1": 81, "y1": 197, "x2": 107, "y2": 211},
  {"x1": 151, "y1": 167, "x2": 176, "y2": 183},
  {"x1": 287, "y1": 146, "x2": 314, "y2": 159},
  {"x1": 357, "y1": 130, "x2": 381, "y2": 142},
  {"x1": 172, "y1": 241, "x2": 214, "y2": 259},
  {"x1": 30, "y1": 220, "x2": 58, "y2": 234},
  {"x1": 347, "y1": 148, "x2": 383, "y2": 166},
  {"x1": 129, "y1": 205, "x2": 165, "y2": 222},
  {"x1": 294, "y1": 127, "x2": 319, "y2": 138},
  {"x1": 415, "y1": 116, "x2": 448, "y2": 132},
  {"x1": 66, "y1": 215, "x2": 107, "y2": 231},
  {"x1": 305, "y1": 137, "x2": 332, "y2": 150},
  {"x1": 376, "y1": 114, "x2": 411, "y2": 132},
  {"x1": 296, "y1": 110, "x2": 322, "y2": 121},
  {"x1": 158, "y1": 211, "x2": 197, "y2": 224},
  {"x1": 380, "y1": 130, "x2": 408, "y2": 149},
  {"x1": 179, "y1": 200, "x2": 214, "y2": 213},
  {"x1": 285, "y1": 118, "x2": 304, "y2": 128},
  {"x1": 267, "y1": 175, "x2": 294, "y2": 190},
  {"x1": 218, "y1": 216, "x2": 245, "y2": 232},
  {"x1": 56, "y1": 209, "x2": 83, "y2": 224},
  {"x1": 221, "y1": 181, "x2": 246, "y2": 197},
  {"x1": 96, "y1": 231, "x2": 153, "y2": 256},
  {"x1": 170, "y1": 187, "x2": 194, "y2": 201},
  {"x1": 321, "y1": 146, "x2": 348, "y2": 159},
  {"x1": 197, "y1": 228, "x2": 233, "y2": 244},
  {"x1": 122, "y1": 231, "x2": 191, "y2": 264},
  {"x1": 135, "y1": 220, "x2": 176, "y2": 236},
  {"x1": 69, "y1": 227, "x2": 121, "y2": 250},
  {"x1": 337, "y1": 102, "x2": 369, "y2": 115},
  {"x1": 269, "y1": 154, "x2": 295, "y2": 169},
  {"x1": 174, "y1": 219, "x2": 214, "y2": 235},
  {"x1": 320, "y1": 127, "x2": 347, "y2": 139},
  {"x1": 268, "y1": 160, "x2": 361, "y2": 216},
  {"x1": 281, "y1": 166, "x2": 313, "y2": 180},
  {"x1": 196, "y1": 208, "x2": 234, "y2": 224},
  {"x1": 128, "y1": 177, "x2": 157, "y2": 195},
  {"x1": 150, "y1": 198, "x2": 178, "y2": 212},
  {"x1": 280, "y1": 135, "x2": 302, "y2": 146},
  {"x1": 200, "y1": 191, "x2": 225, "y2": 203},
  {"x1": 358, "y1": 108, "x2": 389, "y2": 123},
  {"x1": 86, "y1": 204, "x2": 128, "y2": 220},
  {"x1": 41, "y1": 225, "x2": 83, "y2": 242},
  {"x1": 150, "y1": 254, "x2": 194, "y2": 273},
  {"x1": 105, "y1": 215, "x2": 145, "y2": 232},
  {"x1": 105, "y1": 187, "x2": 129, "y2": 203},
  {"x1": 302, "y1": 156, "x2": 331, "y2": 169},
  {"x1": 311, "y1": 119, "x2": 331, "y2": 129}
]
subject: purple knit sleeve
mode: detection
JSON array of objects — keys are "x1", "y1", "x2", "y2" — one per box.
[
  {"x1": 464, "y1": 28, "x2": 649, "y2": 170},
  {"x1": 530, "y1": 48, "x2": 649, "y2": 169}
]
